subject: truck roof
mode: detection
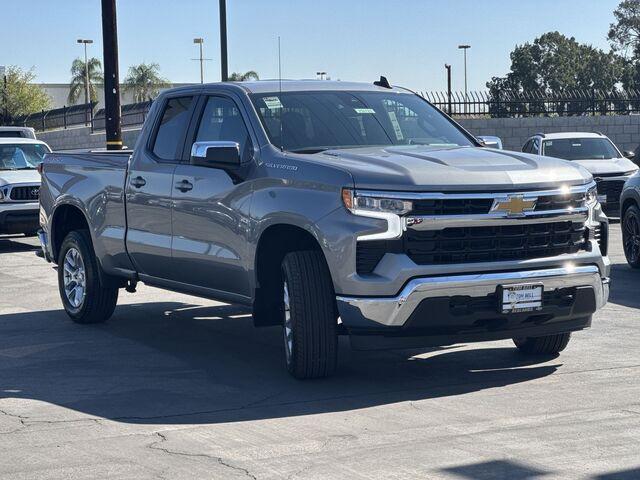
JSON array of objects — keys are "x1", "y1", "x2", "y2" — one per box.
[
  {"x1": 538, "y1": 132, "x2": 606, "y2": 140},
  {"x1": 0, "y1": 137, "x2": 49, "y2": 147},
  {"x1": 167, "y1": 79, "x2": 410, "y2": 96}
]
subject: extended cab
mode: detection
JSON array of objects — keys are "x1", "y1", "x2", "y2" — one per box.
[{"x1": 39, "y1": 81, "x2": 610, "y2": 378}]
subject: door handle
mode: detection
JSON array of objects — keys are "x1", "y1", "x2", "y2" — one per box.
[
  {"x1": 175, "y1": 179, "x2": 193, "y2": 192},
  {"x1": 130, "y1": 176, "x2": 146, "y2": 188}
]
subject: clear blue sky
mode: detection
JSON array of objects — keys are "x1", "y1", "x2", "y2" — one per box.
[{"x1": 1, "y1": 0, "x2": 622, "y2": 92}]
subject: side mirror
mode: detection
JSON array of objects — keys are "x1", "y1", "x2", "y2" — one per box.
[
  {"x1": 624, "y1": 150, "x2": 636, "y2": 160},
  {"x1": 190, "y1": 141, "x2": 240, "y2": 167},
  {"x1": 476, "y1": 135, "x2": 503, "y2": 150}
]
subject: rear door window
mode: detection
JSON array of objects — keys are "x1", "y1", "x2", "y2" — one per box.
[{"x1": 152, "y1": 96, "x2": 194, "y2": 161}]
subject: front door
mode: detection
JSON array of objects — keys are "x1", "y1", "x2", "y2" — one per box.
[
  {"x1": 126, "y1": 95, "x2": 195, "y2": 278},
  {"x1": 171, "y1": 95, "x2": 254, "y2": 297}
]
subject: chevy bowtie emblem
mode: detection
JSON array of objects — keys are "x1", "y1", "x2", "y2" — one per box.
[{"x1": 490, "y1": 195, "x2": 537, "y2": 217}]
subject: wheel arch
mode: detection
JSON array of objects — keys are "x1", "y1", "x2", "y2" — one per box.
[{"x1": 50, "y1": 203, "x2": 92, "y2": 263}]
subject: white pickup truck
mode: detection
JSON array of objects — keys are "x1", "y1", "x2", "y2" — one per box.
[{"x1": 0, "y1": 137, "x2": 50, "y2": 236}]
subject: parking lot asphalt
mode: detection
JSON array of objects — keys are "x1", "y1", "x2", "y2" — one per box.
[{"x1": 0, "y1": 225, "x2": 639, "y2": 480}]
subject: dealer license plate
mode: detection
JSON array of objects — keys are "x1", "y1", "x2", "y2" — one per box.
[{"x1": 500, "y1": 283, "x2": 543, "y2": 314}]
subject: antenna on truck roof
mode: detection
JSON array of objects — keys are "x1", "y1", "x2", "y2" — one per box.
[
  {"x1": 374, "y1": 76, "x2": 392, "y2": 89},
  {"x1": 278, "y1": 36, "x2": 284, "y2": 152}
]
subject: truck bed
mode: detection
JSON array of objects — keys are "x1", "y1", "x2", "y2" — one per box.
[{"x1": 40, "y1": 150, "x2": 134, "y2": 275}]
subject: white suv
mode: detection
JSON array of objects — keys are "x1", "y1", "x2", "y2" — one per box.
[
  {"x1": 0, "y1": 138, "x2": 51, "y2": 236},
  {"x1": 522, "y1": 132, "x2": 639, "y2": 216}
]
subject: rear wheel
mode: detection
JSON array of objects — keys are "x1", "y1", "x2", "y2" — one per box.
[
  {"x1": 58, "y1": 230, "x2": 118, "y2": 324},
  {"x1": 622, "y1": 205, "x2": 640, "y2": 268},
  {"x1": 281, "y1": 250, "x2": 337, "y2": 379},
  {"x1": 513, "y1": 333, "x2": 571, "y2": 355}
]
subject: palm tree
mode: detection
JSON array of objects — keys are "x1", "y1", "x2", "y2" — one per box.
[
  {"x1": 68, "y1": 57, "x2": 103, "y2": 105},
  {"x1": 124, "y1": 63, "x2": 170, "y2": 103},
  {"x1": 229, "y1": 70, "x2": 259, "y2": 81}
]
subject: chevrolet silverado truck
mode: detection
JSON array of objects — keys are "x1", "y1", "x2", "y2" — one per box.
[{"x1": 38, "y1": 80, "x2": 610, "y2": 379}]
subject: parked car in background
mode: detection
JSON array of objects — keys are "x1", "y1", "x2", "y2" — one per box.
[
  {"x1": 476, "y1": 135, "x2": 503, "y2": 149},
  {"x1": 38, "y1": 80, "x2": 609, "y2": 379},
  {"x1": 620, "y1": 172, "x2": 640, "y2": 268},
  {"x1": 0, "y1": 126, "x2": 37, "y2": 139},
  {"x1": 522, "y1": 132, "x2": 638, "y2": 216},
  {"x1": 0, "y1": 138, "x2": 50, "y2": 236}
]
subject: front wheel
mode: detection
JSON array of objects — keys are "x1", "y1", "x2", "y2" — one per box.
[
  {"x1": 622, "y1": 205, "x2": 640, "y2": 268},
  {"x1": 513, "y1": 333, "x2": 571, "y2": 355},
  {"x1": 281, "y1": 250, "x2": 338, "y2": 379},
  {"x1": 58, "y1": 230, "x2": 118, "y2": 324}
]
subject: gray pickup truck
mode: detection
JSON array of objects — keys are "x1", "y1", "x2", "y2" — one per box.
[{"x1": 38, "y1": 80, "x2": 610, "y2": 378}]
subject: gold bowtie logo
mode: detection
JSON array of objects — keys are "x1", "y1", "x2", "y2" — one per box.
[{"x1": 491, "y1": 195, "x2": 537, "y2": 217}]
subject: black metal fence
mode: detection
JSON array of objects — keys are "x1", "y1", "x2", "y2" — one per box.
[
  {"x1": 6, "y1": 100, "x2": 153, "y2": 133},
  {"x1": 8, "y1": 89, "x2": 640, "y2": 132},
  {"x1": 421, "y1": 89, "x2": 640, "y2": 117}
]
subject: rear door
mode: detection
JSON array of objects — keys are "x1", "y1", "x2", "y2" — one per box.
[
  {"x1": 170, "y1": 93, "x2": 256, "y2": 297},
  {"x1": 125, "y1": 94, "x2": 197, "y2": 278}
]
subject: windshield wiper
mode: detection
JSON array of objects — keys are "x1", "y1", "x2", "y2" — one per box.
[{"x1": 289, "y1": 147, "x2": 331, "y2": 154}]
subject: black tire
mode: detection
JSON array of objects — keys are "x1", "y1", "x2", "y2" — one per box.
[
  {"x1": 513, "y1": 332, "x2": 571, "y2": 355},
  {"x1": 281, "y1": 250, "x2": 338, "y2": 379},
  {"x1": 622, "y1": 204, "x2": 640, "y2": 269},
  {"x1": 58, "y1": 230, "x2": 118, "y2": 324}
]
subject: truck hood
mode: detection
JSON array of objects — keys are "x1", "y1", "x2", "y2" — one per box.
[
  {"x1": 0, "y1": 169, "x2": 41, "y2": 186},
  {"x1": 568, "y1": 158, "x2": 638, "y2": 176},
  {"x1": 314, "y1": 145, "x2": 592, "y2": 191}
]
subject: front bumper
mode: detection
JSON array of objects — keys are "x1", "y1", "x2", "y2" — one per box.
[
  {"x1": 337, "y1": 265, "x2": 609, "y2": 349},
  {"x1": 0, "y1": 202, "x2": 39, "y2": 234}
]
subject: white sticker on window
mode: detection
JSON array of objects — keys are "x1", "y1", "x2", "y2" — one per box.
[
  {"x1": 388, "y1": 111, "x2": 404, "y2": 140},
  {"x1": 354, "y1": 108, "x2": 376, "y2": 114},
  {"x1": 263, "y1": 96, "x2": 283, "y2": 110}
]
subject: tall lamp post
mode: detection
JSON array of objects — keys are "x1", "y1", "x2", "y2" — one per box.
[
  {"x1": 445, "y1": 64, "x2": 452, "y2": 115},
  {"x1": 193, "y1": 38, "x2": 205, "y2": 83},
  {"x1": 77, "y1": 39, "x2": 94, "y2": 125},
  {"x1": 458, "y1": 44, "x2": 471, "y2": 114}
]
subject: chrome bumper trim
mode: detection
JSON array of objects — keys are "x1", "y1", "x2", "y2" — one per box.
[
  {"x1": 337, "y1": 265, "x2": 608, "y2": 328},
  {"x1": 37, "y1": 229, "x2": 51, "y2": 262}
]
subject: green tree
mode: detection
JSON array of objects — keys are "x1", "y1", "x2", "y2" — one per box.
[
  {"x1": 487, "y1": 32, "x2": 623, "y2": 93},
  {"x1": 229, "y1": 70, "x2": 259, "y2": 81},
  {"x1": 609, "y1": 1, "x2": 640, "y2": 88},
  {"x1": 68, "y1": 57, "x2": 103, "y2": 105},
  {"x1": 123, "y1": 63, "x2": 169, "y2": 102},
  {"x1": 0, "y1": 66, "x2": 51, "y2": 121}
]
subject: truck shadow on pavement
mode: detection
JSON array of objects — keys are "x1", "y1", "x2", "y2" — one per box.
[
  {"x1": 607, "y1": 263, "x2": 640, "y2": 309},
  {"x1": 0, "y1": 236, "x2": 39, "y2": 254},
  {"x1": 0, "y1": 301, "x2": 560, "y2": 425}
]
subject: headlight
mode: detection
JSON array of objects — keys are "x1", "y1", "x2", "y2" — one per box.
[
  {"x1": 342, "y1": 188, "x2": 412, "y2": 215},
  {"x1": 586, "y1": 185, "x2": 598, "y2": 205},
  {"x1": 342, "y1": 188, "x2": 411, "y2": 241}
]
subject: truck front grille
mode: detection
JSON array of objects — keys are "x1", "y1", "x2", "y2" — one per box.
[
  {"x1": 410, "y1": 192, "x2": 585, "y2": 216},
  {"x1": 356, "y1": 221, "x2": 587, "y2": 275},
  {"x1": 596, "y1": 179, "x2": 624, "y2": 206},
  {"x1": 9, "y1": 185, "x2": 40, "y2": 201}
]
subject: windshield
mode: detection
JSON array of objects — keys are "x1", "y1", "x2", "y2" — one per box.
[
  {"x1": 542, "y1": 138, "x2": 621, "y2": 160},
  {"x1": 249, "y1": 91, "x2": 474, "y2": 153},
  {"x1": 0, "y1": 143, "x2": 49, "y2": 170}
]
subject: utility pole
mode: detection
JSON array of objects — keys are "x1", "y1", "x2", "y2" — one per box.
[
  {"x1": 458, "y1": 44, "x2": 471, "y2": 114},
  {"x1": 101, "y1": 0, "x2": 122, "y2": 150},
  {"x1": 193, "y1": 38, "x2": 205, "y2": 83},
  {"x1": 77, "y1": 39, "x2": 93, "y2": 125},
  {"x1": 445, "y1": 64, "x2": 452, "y2": 115},
  {"x1": 219, "y1": 0, "x2": 228, "y2": 81}
]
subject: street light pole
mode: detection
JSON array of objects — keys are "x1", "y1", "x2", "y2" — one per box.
[
  {"x1": 445, "y1": 64, "x2": 452, "y2": 116},
  {"x1": 458, "y1": 44, "x2": 471, "y2": 114},
  {"x1": 77, "y1": 39, "x2": 93, "y2": 125},
  {"x1": 316, "y1": 71, "x2": 327, "y2": 80},
  {"x1": 193, "y1": 38, "x2": 204, "y2": 84},
  {"x1": 219, "y1": 0, "x2": 228, "y2": 81}
]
